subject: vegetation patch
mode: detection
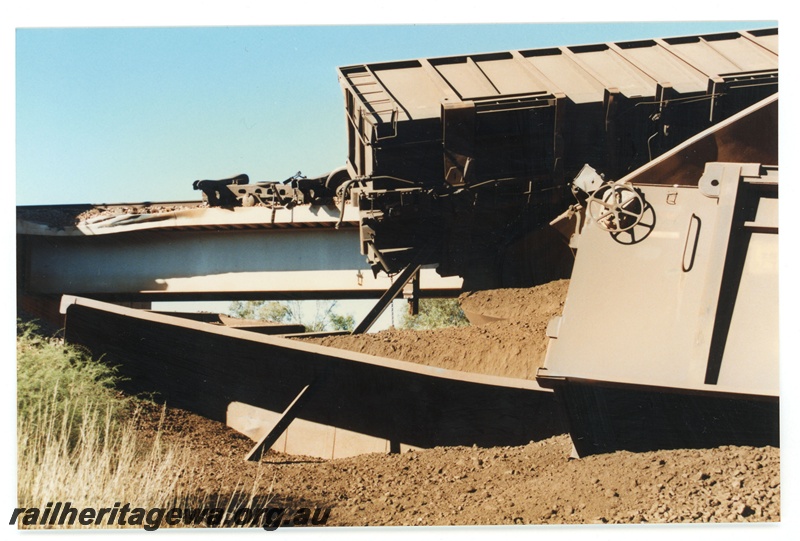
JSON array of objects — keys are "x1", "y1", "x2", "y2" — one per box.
[{"x1": 15, "y1": 322, "x2": 272, "y2": 529}]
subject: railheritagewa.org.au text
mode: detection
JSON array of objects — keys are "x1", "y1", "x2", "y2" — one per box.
[{"x1": 9, "y1": 502, "x2": 331, "y2": 531}]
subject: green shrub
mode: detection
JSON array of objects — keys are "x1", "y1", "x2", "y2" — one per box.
[
  {"x1": 16, "y1": 321, "x2": 131, "y2": 448},
  {"x1": 15, "y1": 321, "x2": 271, "y2": 529},
  {"x1": 399, "y1": 299, "x2": 469, "y2": 330}
]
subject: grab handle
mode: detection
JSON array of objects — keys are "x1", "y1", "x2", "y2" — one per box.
[{"x1": 682, "y1": 213, "x2": 701, "y2": 272}]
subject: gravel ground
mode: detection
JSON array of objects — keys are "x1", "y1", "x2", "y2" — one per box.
[{"x1": 140, "y1": 403, "x2": 780, "y2": 527}]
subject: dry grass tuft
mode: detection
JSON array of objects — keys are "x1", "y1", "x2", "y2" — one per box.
[{"x1": 16, "y1": 322, "x2": 271, "y2": 529}]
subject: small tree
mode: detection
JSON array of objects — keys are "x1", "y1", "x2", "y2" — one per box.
[
  {"x1": 228, "y1": 300, "x2": 354, "y2": 332},
  {"x1": 399, "y1": 298, "x2": 469, "y2": 330},
  {"x1": 327, "y1": 312, "x2": 356, "y2": 332}
]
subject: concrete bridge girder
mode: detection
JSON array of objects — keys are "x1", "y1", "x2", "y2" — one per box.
[{"x1": 18, "y1": 204, "x2": 463, "y2": 300}]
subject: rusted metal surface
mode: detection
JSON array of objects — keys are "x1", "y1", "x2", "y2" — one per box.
[
  {"x1": 351, "y1": 260, "x2": 422, "y2": 334},
  {"x1": 537, "y1": 94, "x2": 778, "y2": 456},
  {"x1": 545, "y1": 381, "x2": 778, "y2": 457},
  {"x1": 339, "y1": 28, "x2": 777, "y2": 184},
  {"x1": 338, "y1": 28, "x2": 777, "y2": 287},
  {"x1": 541, "y1": 162, "x2": 778, "y2": 393},
  {"x1": 154, "y1": 312, "x2": 306, "y2": 335},
  {"x1": 61, "y1": 295, "x2": 564, "y2": 459},
  {"x1": 17, "y1": 28, "x2": 781, "y2": 462},
  {"x1": 245, "y1": 384, "x2": 313, "y2": 462},
  {"x1": 615, "y1": 93, "x2": 778, "y2": 188},
  {"x1": 193, "y1": 170, "x2": 351, "y2": 209}
]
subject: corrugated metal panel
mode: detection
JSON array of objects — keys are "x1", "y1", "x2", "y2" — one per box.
[
  {"x1": 338, "y1": 28, "x2": 778, "y2": 183},
  {"x1": 613, "y1": 40, "x2": 708, "y2": 94},
  {"x1": 474, "y1": 54, "x2": 551, "y2": 96},
  {"x1": 371, "y1": 62, "x2": 453, "y2": 119},
  {"x1": 660, "y1": 33, "x2": 777, "y2": 76},
  {"x1": 566, "y1": 44, "x2": 656, "y2": 98},
  {"x1": 746, "y1": 28, "x2": 778, "y2": 54},
  {"x1": 660, "y1": 36, "x2": 741, "y2": 75},
  {"x1": 520, "y1": 49, "x2": 604, "y2": 104},
  {"x1": 431, "y1": 58, "x2": 499, "y2": 99},
  {"x1": 702, "y1": 33, "x2": 778, "y2": 72}
]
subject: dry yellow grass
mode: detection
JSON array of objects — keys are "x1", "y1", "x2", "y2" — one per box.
[{"x1": 15, "y1": 323, "x2": 272, "y2": 530}]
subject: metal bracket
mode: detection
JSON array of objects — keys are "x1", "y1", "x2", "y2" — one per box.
[
  {"x1": 351, "y1": 259, "x2": 424, "y2": 335},
  {"x1": 245, "y1": 384, "x2": 314, "y2": 462}
]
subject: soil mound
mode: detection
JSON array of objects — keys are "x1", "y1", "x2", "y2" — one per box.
[{"x1": 303, "y1": 280, "x2": 570, "y2": 379}]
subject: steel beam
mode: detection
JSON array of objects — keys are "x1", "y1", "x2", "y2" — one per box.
[
  {"x1": 352, "y1": 261, "x2": 422, "y2": 335},
  {"x1": 245, "y1": 384, "x2": 313, "y2": 462},
  {"x1": 61, "y1": 295, "x2": 564, "y2": 459}
]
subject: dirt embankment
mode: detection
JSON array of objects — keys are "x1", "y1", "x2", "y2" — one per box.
[
  {"x1": 263, "y1": 278, "x2": 777, "y2": 525},
  {"x1": 303, "y1": 279, "x2": 570, "y2": 379}
]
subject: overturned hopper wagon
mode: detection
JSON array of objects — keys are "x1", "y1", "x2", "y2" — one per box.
[
  {"x1": 537, "y1": 93, "x2": 779, "y2": 456},
  {"x1": 194, "y1": 28, "x2": 777, "y2": 290},
  {"x1": 336, "y1": 28, "x2": 778, "y2": 287}
]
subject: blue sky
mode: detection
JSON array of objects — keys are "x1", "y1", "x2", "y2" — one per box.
[{"x1": 15, "y1": 19, "x2": 778, "y2": 205}]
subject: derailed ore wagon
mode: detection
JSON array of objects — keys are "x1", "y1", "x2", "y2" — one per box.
[
  {"x1": 537, "y1": 94, "x2": 779, "y2": 456},
  {"x1": 196, "y1": 27, "x2": 778, "y2": 291},
  {"x1": 72, "y1": 27, "x2": 778, "y2": 459},
  {"x1": 336, "y1": 27, "x2": 778, "y2": 289},
  {"x1": 335, "y1": 27, "x2": 779, "y2": 455}
]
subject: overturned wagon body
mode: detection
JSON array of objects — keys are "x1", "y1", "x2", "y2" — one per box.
[
  {"x1": 338, "y1": 29, "x2": 778, "y2": 286},
  {"x1": 43, "y1": 27, "x2": 779, "y2": 461},
  {"x1": 340, "y1": 28, "x2": 777, "y2": 185},
  {"x1": 60, "y1": 296, "x2": 563, "y2": 460},
  {"x1": 537, "y1": 94, "x2": 779, "y2": 456}
]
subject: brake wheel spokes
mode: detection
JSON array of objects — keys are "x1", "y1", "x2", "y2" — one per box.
[{"x1": 587, "y1": 183, "x2": 645, "y2": 232}]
